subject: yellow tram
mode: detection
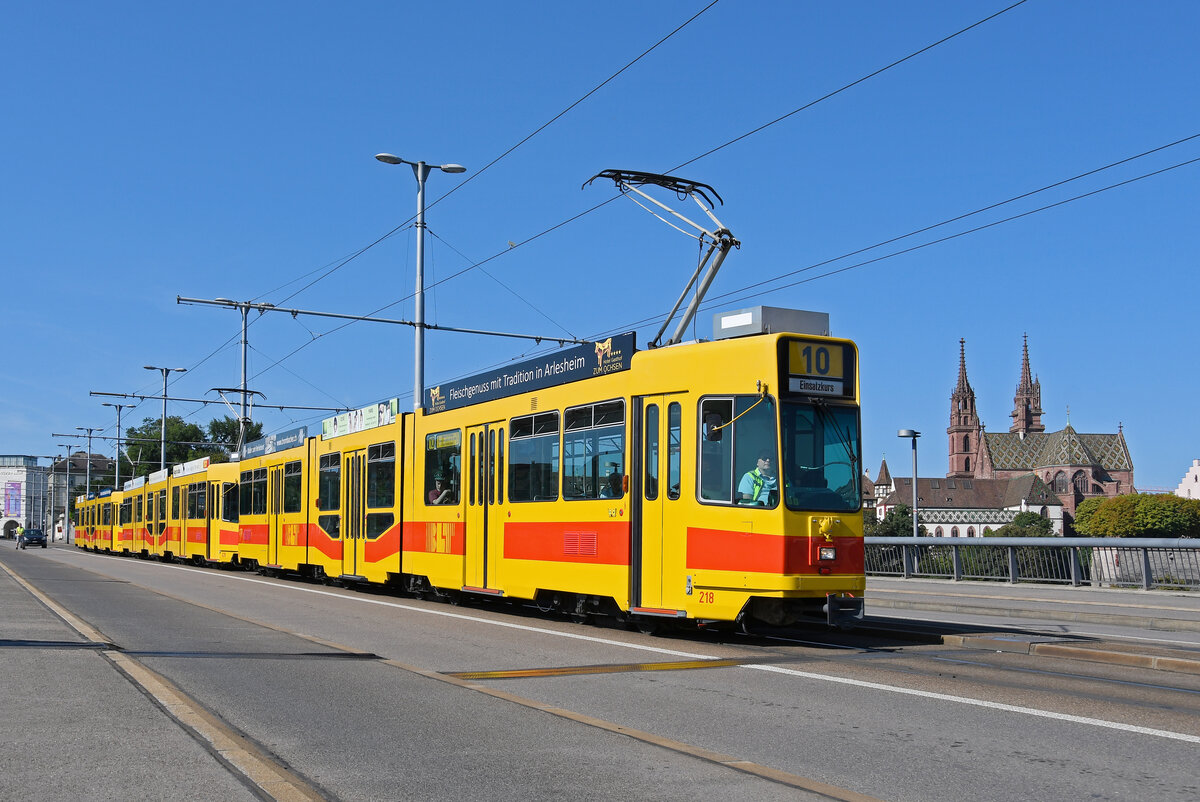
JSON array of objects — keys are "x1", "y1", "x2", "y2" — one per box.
[{"x1": 76, "y1": 320, "x2": 865, "y2": 628}]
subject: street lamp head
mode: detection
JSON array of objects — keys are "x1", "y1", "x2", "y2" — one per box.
[
  {"x1": 375, "y1": 153, "x2": 404, "y2": 165},
  {"x1": 439, "y1": 164, "x2": 466, "y2": 174},
  {"x1": 898, "y1": 429, "x2": 921, "y2": 438}
]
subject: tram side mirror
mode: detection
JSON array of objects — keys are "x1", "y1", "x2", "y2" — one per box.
[{"x1": 704, "y1": 412, "x2": 724, "y2": 442}]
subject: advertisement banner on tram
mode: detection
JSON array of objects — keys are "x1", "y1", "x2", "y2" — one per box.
[{"x1": 425, "y1": 333, "x2": 636, "y2": 414}]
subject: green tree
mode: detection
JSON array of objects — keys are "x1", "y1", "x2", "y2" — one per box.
[
  {"x1": 207, "y1": 416, "x2": 264, "y2": 457},
  {"x1": 1133, "y1": 494, "x2": 1200, "y2": 538},
  {"x1": 866, "y1": 503, "x2": 925, "y2": 537},
  {"x1": 987, "y1": 510, "x2": 1053, "y2": 537},
  {"x1": 1087, "y1": 494, "x2": 1141, "y2": 537},
  {"x1": 122, "y1": 416, "x2": 232, "y2": 477},
  {"x1": 1072, "y1": 497, "x2": 1106, "y2": 536}
]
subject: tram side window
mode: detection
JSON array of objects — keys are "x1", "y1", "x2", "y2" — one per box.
[
  {"x1": 102, "y1": 503, "x2": 112, "y2": 527},
  {"x1": 222, "y1": 483, "x2": 239, "y2": 523},
  {"x1": 283, "y1": 461, "x2": 303, "y2": 513},
  {"x1": 172, "y1": 487, "x2": 180, "y2": 520},
  {"x1": 508, "y1": 412, "x2": 559, "y2": 502},
  {"x1": 239, "y1": 470, "x2": 253, "y2": 516},
  {"x1": 563, "y1": 400, "x2": 625, "y2": 500},
  {"x1": 668, "y1": 402, "x2": 682, "y2": 500},
  {"x1": 135, "y1": 495, "x2": 143, "y2": 523},
  {"x1": 424, "y1": 432, "x2": 460, "y2": 506},
  {"x1": 698, "y1": 395, "x2": 778, "y2": 507},
  {"x1": 120, "y1": 499, "x2": 132, "y2": 525},
  {"x1": 318, "y1": 453, "x2": 340, "y2": 511},
  {"x1": 251, "y1": 468, "x2": 267, "y2": 515},
  {"x1": 157, "y1": 490, "x2": 167, "y2": 534},
  {"x1": 367, "y1": 442, "x2": 396, "y2": 538},
  {"x1": 187, "y1": 482, "x2": 207, "y2": 518},
  {"x1": 645, "y1": 405, "x2": 659, "y2": 500}
]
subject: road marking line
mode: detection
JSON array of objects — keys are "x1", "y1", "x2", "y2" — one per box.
[
  {"x1": 52, "y1": 549, "x2": 1200, "y2": 745},
  {"x1": 748, "y1": 663, "x2": 1200, "y2": 744},
  {"x1": 448, "y1": 656, "x2": 763, "y2": 680}
]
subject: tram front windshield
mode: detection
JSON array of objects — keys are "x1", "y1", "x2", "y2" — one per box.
[
  {"x1": 697, "y1": 395, "x2": 859, "y2": 512},
  {"x1": 781, "y1": 401, "x2": 860, "y2": 513}
]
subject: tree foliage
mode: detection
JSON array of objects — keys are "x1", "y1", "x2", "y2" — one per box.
[
  {"x1": 118, "y1": 415, "x2": 246, "y2": 478},
  {"x1": 865, "y1": 503, "x2": 926, "y2": 537},
  {"x1": 208, "y1": 416, "x2": 264, "y2": 453},
  {"x1": 1071, "y1": 497, "x2": 1105, "y2": 536},
  {"x1": 986, "y1": 510, "x2": 1053, "y2": 537},
  {"x1": 1073, "y1": 493, "x2": 1200, "y2": 538}
]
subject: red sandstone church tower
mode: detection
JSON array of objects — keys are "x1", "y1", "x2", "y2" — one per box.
[
  {"x1": 947, "y1": 339, "x2": 980, "y2": 479},
  {"x1": 1009, "y1": 333, "x2": 1045, "y2": 435}
]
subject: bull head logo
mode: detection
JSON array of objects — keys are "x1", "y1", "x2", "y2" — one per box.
[{"x1": 594, "y1": 338, "x2": 612, "y2": 365}]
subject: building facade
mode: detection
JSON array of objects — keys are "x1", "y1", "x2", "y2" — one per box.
[
  {"x1": 875, "y1": 465, "x2": 1064, "y2": 536},
  {"x1": 1176, "y1": 459, "x2": 1200, "y2": 499}
]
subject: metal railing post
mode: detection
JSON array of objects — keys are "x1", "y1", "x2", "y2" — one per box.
[
  {"x1": 1142, "y1": 548, "x2": 1153, "y2": 590},
  {"x1": 1070, "y1": 547, "x2": 1082, "y2": 587},
  {"x1": 952, "y1": 544, "x2": 963, "y2": 581},
  {"x1": 1007, "y1": 546, "x2": 1019, "y2": 584}
]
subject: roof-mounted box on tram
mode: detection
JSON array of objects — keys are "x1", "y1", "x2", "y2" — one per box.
[{"x1": 712, "y1": 306, "x2": 831, "y2": 340}]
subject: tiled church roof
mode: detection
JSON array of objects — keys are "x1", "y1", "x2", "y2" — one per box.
[{"x1": 983, "y1": 425, "x2": 1131, "y2": 472}]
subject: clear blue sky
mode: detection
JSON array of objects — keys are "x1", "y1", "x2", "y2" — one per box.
[{"x1": 3, "y1": 1, "x2": 1197, "y2": 490}]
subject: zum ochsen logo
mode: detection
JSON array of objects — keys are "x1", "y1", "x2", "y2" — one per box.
[
  {"x1": 594, "y1": 338, "x2": 612, "y2": 364},
  {"x1": 429, "y1": 386, "x2": 443, "y2": 407}
]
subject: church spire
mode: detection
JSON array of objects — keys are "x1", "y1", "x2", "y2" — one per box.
[
  {"x1": 1017, "y1": 333, "x2": 1034, "y2": 394},
  {"x1": 955, "y1": 338, "x2": 970, "y2": 394},
  {"x1": 948, "y1": 338, "x2": 980, "y2": 478},
  {"x1": 1010, "y1": 333, "x2": 1045, "y2": 434}
]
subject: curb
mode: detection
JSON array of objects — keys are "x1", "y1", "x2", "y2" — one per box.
[{"x1": 942, "y1": 633, "x2": 1200, "y2": 676}]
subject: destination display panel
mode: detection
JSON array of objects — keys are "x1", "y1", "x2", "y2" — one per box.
[{"x1": 781, "y1": 338, "x2": 856, "y2": 399}]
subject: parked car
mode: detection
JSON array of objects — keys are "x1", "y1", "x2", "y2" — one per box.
[{"x1": 20, "y1": 529, "x2": 47, "y2": 549}]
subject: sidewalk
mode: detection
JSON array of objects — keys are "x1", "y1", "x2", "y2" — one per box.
[
  {"x1": 865, "y1": 576, "x2": 1200, "y2": 675},
  {"x1": 0, "y1": 553, "x2": 261, "y2": 801}
]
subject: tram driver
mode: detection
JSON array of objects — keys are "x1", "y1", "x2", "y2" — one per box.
[
  {"x1": 738, "y1": 450, "x2": 778, "y2": 505},
  {"x1": 428, "y1": 473, "x2": 453, "y2": 505}
]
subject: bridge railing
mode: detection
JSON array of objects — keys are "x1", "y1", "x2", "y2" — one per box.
[{"x1": 864, "y1": 537, "x2": 1200, "y2": 591}]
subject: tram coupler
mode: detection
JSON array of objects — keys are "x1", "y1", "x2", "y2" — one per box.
[{"x1": 824, "y1": 593, "x2": 864, "y2": 630}]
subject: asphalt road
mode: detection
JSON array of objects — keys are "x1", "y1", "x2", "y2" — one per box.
[{"x1": 4, "y1": 546, "x2": 1199, "y2": 802}]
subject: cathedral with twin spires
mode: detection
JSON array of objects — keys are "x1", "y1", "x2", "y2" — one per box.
[{"x1": 948, "y1": 335, "x2": 1134, "y2": 522}]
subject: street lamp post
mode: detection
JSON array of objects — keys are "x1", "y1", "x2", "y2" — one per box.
[
  {"x1": 75, "y1": 426, "x2": 98, "y2": 499},
  {"x1": 101, "y1": 402, "x2": 131, "y2": 490},
  {"x1": 144, "y1": 365, "x2": 187, "y2": 471},
  {"x1": 897, "y1": 430, "x2": 921, "y2": 538},
  {"x1": 375, "y1": 153, "x2": 466, "y2": 412}
]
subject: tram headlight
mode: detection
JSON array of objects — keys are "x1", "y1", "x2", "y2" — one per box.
[{"x1": 818, "y1": 546, "x2": 837, "y2": 561}]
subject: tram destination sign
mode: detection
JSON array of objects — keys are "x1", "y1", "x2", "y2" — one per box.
[
  {"x1": 426, "y1": 332, "x2": 636, "y2": 414},
  {"x1": 783, "y1": 338, "x2": 855, "y2": 399}
]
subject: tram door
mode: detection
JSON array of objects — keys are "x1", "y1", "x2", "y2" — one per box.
[
  {"x1": 631, "y1": 395, "x2": 683, "y2": 610},
  {"x1": 341, "y1": 450, "x2": 367, "y2": 578},
  {"x1": 464, "y1": 423, "x2": 504, "y2": 591},
  {"x1": 206, "y1": 482, "x2": 218, "y2": 560},
  {"x1": 268, "y1": 465, "x2": 284, "y2": 566}
]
